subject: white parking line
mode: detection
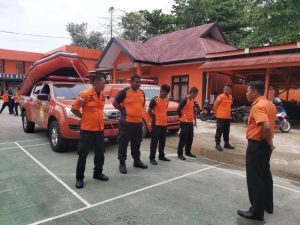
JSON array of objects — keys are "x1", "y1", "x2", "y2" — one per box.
[
  {"x1": 184, "y1": 158, "x2": 300, "y2": 194},
  {"x1": 214, "y1": 167, "x2": 300, "y2": 194},
  {"x1": 14, "y1": 142, "x2": 91, "y2": 207},
  {"x1": 29, "y1": 164, "x2": 222, "y2": 225},
  {"x1": 186, "y1": 154, "x2": 300, "y2": 185},
  {"x1": 0, "y1": 143, "x2": 49, "y2": 151},
  {"x1": 0, "y1": 138, "x2": 48, "y2": 145}
]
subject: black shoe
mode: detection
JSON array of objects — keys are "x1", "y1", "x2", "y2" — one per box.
[
  {"x1": 75, "y1": 179, "x2": 84, "y2": 189},
  {"x1": 158, "y1": 156, "x2": 171, "y2": 161},
  {"x1": 178, "y1": 155, "x2": 186, "y2": 160},
  {"x1": 224, "y1": 143, "x2": 235, "y2": 149},
  {"x1": 265, "y1": 208, "x2": 273, "y2": 214},
  {"x1": 237, "y1": 210, "x2": 263, "y2": 221},
  {"x1": 14, "y1": 114, "x2": 18, "y2": 116},
  {"x1": 93, "y1": 173, "x2": 109, "y2": 181},
  {"x1": 119, "y1": 160, "x2": 127, "y2": 174},
  {"x1": 186, "y1": 153, "x2": 196, "y2": 158},
  {"x1": 150, "y1": 159, "x2": 158, "y2": 165},
  {"x1": 215, "y1": 144, "x2": 223, "y2": 151},
  {"x1": 133, "y1": 160, "x2": 148, "y2": 169}
]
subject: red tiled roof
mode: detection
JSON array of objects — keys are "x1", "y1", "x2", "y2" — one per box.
[{"x1": 98, "y1": 22, "x2": 236, "y2": 66}]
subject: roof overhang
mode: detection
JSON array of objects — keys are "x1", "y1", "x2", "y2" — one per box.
[{"x1": 200, "y1": 53, "x2": 300, "y2": 72}]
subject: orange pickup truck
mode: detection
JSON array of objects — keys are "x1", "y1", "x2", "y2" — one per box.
[
  {"x1": 103, "y1": 83, "x2": 180, "y2": 137},
  {"x1": 20, "y1": 80, "x2": 119, "y2": 152}
]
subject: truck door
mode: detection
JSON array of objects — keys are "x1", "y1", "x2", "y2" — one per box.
[
  {"x1": 38, "y1": 84, "x2": 51, "y2": 127},
  {"x1": 29, "y1": 83, "x2": 43, "y2": 123}
]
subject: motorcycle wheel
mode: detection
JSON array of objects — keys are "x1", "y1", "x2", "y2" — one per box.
[
  {"x1": 199, "y1": 113, "x2": 207, "y2": 121},
  {"x1": 280, "y1": 120, "x2": 291, "y2": 133}
]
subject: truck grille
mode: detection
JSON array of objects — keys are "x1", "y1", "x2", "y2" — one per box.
[{"x1": 167, "y1": 111, "x2": 178, "y2": 116}]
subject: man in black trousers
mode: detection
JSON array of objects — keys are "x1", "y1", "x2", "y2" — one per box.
[{"x1": 238, "y1": 81, "x2": 277, "y2": 221}]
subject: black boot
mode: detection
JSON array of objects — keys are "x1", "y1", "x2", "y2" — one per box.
[
  {"x1": 75, "y1": 179, "x2": 84, "y2": 189},
  {"x1": 93, "y1": 173, "x2": 109, "y2": 181},
  {"x1": 224, "y1": 142, "x2": 235, "y2": 149},
  {"x1": 119, "y1": 160, "x2": 127, "y2": 174},
  {"x1": 186, "y1": 152, "x2": 196, "y2": 158},
  {"x1": 158, "y1": 156, "x2": 171, "y2": 161},
  {"x1": 237, "y1": 210, "x2": 263, "y2": 221},
  {"x1": 150, "y1": 158, "x2": 158, "y2": 165},
  {"x1": 215, "y1": 144, "x2": 223, "y2": 151},
  {"x1": 133, "y1": 160, "x2": 148, "y2": 169}
]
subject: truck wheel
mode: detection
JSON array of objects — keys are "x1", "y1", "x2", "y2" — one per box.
[
  {"x1": 49, "y1": 120, "x2": 67, "y2": 152},
  {"x1": 22, "y1": 111, "x2": 35, "y2": 133},
  {"x1": 142, "y1": 121, "x2": 150, "y2": 138},
  {"x1": 168, "y1": 129, "x2": 179, "y2": 135},
  {"x1": 108, "y1": 137, "x2": 118, "y2": 144}
]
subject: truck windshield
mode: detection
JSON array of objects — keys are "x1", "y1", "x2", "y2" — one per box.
[
  {"x1": 140, "y1": 86, "x2": 160, "y2": 101},
  {"x1": 53, "y1": 84, "x2": 90, "y2": 100}
]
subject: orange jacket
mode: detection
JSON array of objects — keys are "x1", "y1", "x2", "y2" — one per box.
[
  {"x1": 115, "y1": 87, "x2": 145, "y2": 123},
  {"x1": 246, "y1": 96, "x2": 277, "y2": 141},
  {"x1": 72, "y1": 88, "x2": 105, "y2": 131},
  {"x1": 213, "y1": 93, "x2": 232, "y2": 119},
  {"x1": 14, "y1": 91, "x2": 20, "y2": 103},
  {"x1": 149, "y1": 96, "x2": 169, "y2": 126},
  {"x1": 177, "y1": 96, "x2": 195, "y2": 123},
  {"x1": 1, "y1": 92, "x2": 9, "y2": 102}
]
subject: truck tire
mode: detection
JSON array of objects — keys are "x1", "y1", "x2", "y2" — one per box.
[
  {"x1": 142, "y1": 120, "x2": 150, "y2": 138},
  {"x1": 49, "y1": 120, "x2": 67, "y2": 152},
  {"x1": 168, "y1": 129, "x2": 179, "y2": 135},
  {"x1": 108, "y1": 137, "x2": 118, "y2": 144},
  {"x1": 22, "y1": 111, "x2": 35, "y2": 133}
]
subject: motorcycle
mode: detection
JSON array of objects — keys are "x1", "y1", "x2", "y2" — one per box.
[
  {"x1": 275, "y1": 105, "x2": 291, "y2": 133},
  {"x1": 231, "y1": 106, "x2": 249, "y2": 123},
  {"x1": 198, "y1": 101, "x2": 216, "y2": 121}
]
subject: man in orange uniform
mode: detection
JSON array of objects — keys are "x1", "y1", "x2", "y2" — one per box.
[
  {"x1": 0, "y1": 89, "x2": 9, "y2": 114},
  {"x1": 71, "y1": 74, "x2": 109, "y2": 189},
  {"x1": 14, "y1": 87, "x2": 21, "y2": 116},
  {"x1": 177, "y1": 87, "x2": 198, "y2": 160},
  {"x1": 238, "y1": 81, "x2": 276, "y2": 221},
  {"x1": 113, "y1": 74, "x2": 148, "y2": 174},
  {"x1": 213, "y1": 84, "x2": 235, "y2": 151},
  {"x1": 148, "y1": 84, "x2": 171, "y2": 165}
]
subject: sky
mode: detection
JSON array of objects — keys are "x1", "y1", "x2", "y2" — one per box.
[{"x1": 0, "y1": 0, "x2": 173, "y2": 53}]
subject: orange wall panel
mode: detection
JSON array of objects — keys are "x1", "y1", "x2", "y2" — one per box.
[{"x1": 115, "y1": 63, "x2": 204, "y2": 105}]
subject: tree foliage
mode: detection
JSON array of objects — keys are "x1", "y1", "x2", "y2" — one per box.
[
  {"x1": 66, "y1": 22, "x2": 106, "y2": 50},
  {"x1": 119, "y1": 0, "x2": 300, "y2": 48}
]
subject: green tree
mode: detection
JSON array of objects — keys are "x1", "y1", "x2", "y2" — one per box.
[
  {"x1": 240, "y1": 0, "x2": 300, "y2": 47},
  {"x1": 66, "y1": 22, "x2": 106, "y2": 50},
  {"x1": 120, "y1": 9, "x2": 176, "y2": 42},
  {"x1": 172, "y1": 0, "x2": 249, "y2": 48},
  {"x1": 140, "y1": 9, "x2": 176, "y2": 40},
  {"x1": 120, "y1": 12, "x2": 146, "y2": 42}
]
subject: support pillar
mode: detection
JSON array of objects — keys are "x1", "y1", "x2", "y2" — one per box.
[
  {"x1": 264, "y1": 68, "x2": 270, "y2": 98},
  {"x1": 286, "y1": 74, "x2": 291, "y2": 101},
  {"x1": 137, "y1": 63, "x2": 142, "y2": 76},
  {"x1": 206, "y1": 72, "x2": 210, "y2": 101},
  {"x1": 113, "y1": 64, "x2": 117, "y2": 84}
]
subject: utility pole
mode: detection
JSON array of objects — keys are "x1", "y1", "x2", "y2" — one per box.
[{"x1": 109, "y1": 7, "x2": 114, "y2": 39}]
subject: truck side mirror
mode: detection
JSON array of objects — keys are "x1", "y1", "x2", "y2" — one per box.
[{"x1": 37, "y1": 94, "x2": 49, "y2": 101}]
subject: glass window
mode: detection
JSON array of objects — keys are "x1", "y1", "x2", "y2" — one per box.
[
  {"x1": 53, "y1": 84, "x2": 89, "y2": 100},
  {"x1": 16, "y1": 63, "x2": 24, "y2": 74},
  {"x1": 33, "y1": 84, "x2": 43, "y2": 96},
  {"x1": 0, "y1": 60, "x2": 3, "y2": 73},
  {"x1": 140, "y1": 85, "x2": 160, "y2": 101}
]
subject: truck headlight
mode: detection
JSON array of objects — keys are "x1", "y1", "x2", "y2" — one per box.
[{"x1": 65, "y1": 107, "x2": 77, "y2": 118}]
